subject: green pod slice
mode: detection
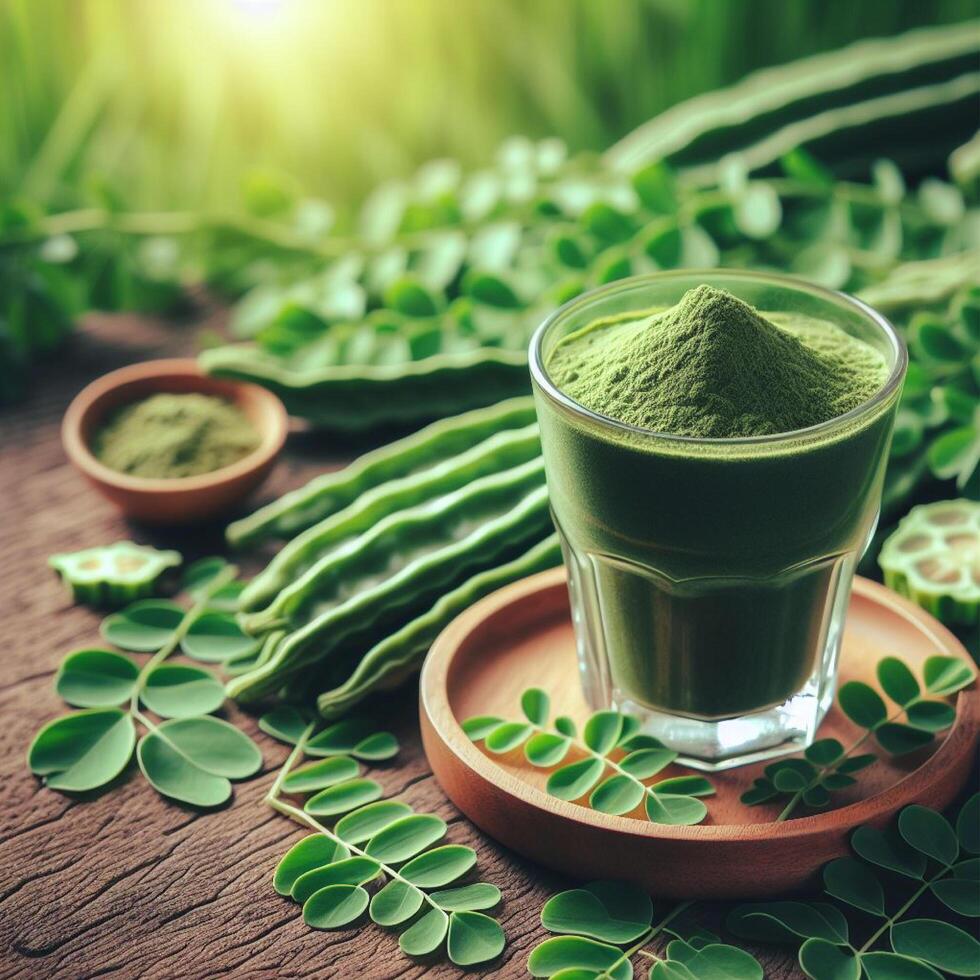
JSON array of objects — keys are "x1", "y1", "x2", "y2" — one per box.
[
  {"x1": 227, "y1": 472, "x2": 551, "y2": 703},
  {"x1": 48, "y1": 541, "x2": 182, "y2": 609},
  {"x1": 314, "y1": 533, "x2": 562, "y2": 717},
  {"x1": 225, "y1": 396, "x2": 537, "y2": 547},
  {"x1": 239, "y1": 424, "x2": 541, "y2": 613},
  {"x1": 879, "y1": 499, "x2": 979, "y2": 626},
  {"x1": 199, "y1": 343, "x2": 530, "y2": 433}
]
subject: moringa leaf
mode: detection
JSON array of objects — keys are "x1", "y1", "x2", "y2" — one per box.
[
  {"x1": 850, "y1": 826, "x2": 926, "y2": 880},
  {"x1": 876, "y1": 658, "x2": 920, "y2": 707},
  {"x1": 181, "y1": 556, "x2": 231, "y2": 599},
  {"x1": 447, "y1": 910, "x2": 505, "y2": 966},
  {"x1": 430, "y1": 882, "x2": 501, "y2": 912},
  {"x1": 398, "y1": 907, "x2": 449, "y2": 956},
  {"x1": 653, "y1": 775, "x2": 715, "y2": 797},
  {"x1": 273, "y1": 834, "x2": 349, "y2": 895},
  {"x1": 590, "y1": 775, "x2": 645, "y2": 816},
  {"x1": 822, "y1": 858, "x2": 885, "y2": 916},
  {"x1": 727, "y1": 902, "x2": 849, "y2": 945},
  {"x1": 874, "y1": 723, "x2": 933, "y2": 756},
  {"x1": 140, "y1": 664, "x2": 225, "y2": 718},
  {"x1": 101, "y1": 600, "x2": 183, "y2": 652},
  {"x1": 258, "y1": 706, "x2": 310, "y2": 744},
  {"x1": 302, "y1": 883, "x2": 369, "y2": 929},
  {"x1": 798, "y1": 937, "x2": 860, "y2": 980},
  {"x1": 28, "y1": 708, "x2": 136, "y2": 792},
  {"x1": 804, "y1": 739, "x2": 844, "y2": 766},
  {"x1": 527, "y1": 935, "x2": 630, "y2": 979},
  {"x1": 282, "y1": 756, "x2": 360, "y2": 794},
  {"x1": 618, "y1": 748, "x2": 675, "y2": 779},
  {"x1": 365, "y1": 813, "x2": 446, "y2": 864},
  {"x1": 645, "y1": 794, "x2": 706, "y2": 826},
  {"x1": 334, "y1": 800, "x2": 413, "y2": 844},
  {"x1": 522, "y1": 687, "x2": 550, "y2": 725},
  {"x1": 898, "y1": 805, "x2": 959, "y2": 866},
  {"x1": 923, "y1": 656, "x2": 976, "y2": 696},
  {"x1": 485, "y1": 721, "x2": 534, "y2": 753},
  {"x1": 904, "y1": 700, "x2": 955, "y2": 732},
  {"x1": 685, "y1": 943, "x2": 764, "y2": 979},
  {"x1": 55, "y1": 649, "x2": 139, "y2": 707},
  {"x1": 890, "y1": 919, "x2": 980, "y2": 975},
  {"x1": 137, "y1": 716, "x2": 261, "y2": 807},
  {"x1": 305, "y1": 779, "x2": 383, "y2": 817},
  {"x1": 181, "y1": 612, "x2": 261, "y2": 663},
  {"x1": 860, "y1": 951, "x2": 944, "y2": 980},
  {"x1": 462, "y1": 715, "x2": 504, "y2": 740},
  {"x1": 369, "y1": 879, "x2": 424, "y2": 926},
  {"x1": 837, "y1": 682, "x2": 887, "y2": 729},
  {"x1": 583, "y1": 711, "x2": 622, "y2": 754},
  {"x1": 540, "y1": 881, "x2": 652, "y2": 944},
  {"x1": 400, "y1": 844, "x2": 476, "y2": 887},
  {"x1": 547, "y1": 757, "x2": 605, "y2": 801},
  {"x1": 291, "y1": 856, "x2": 381, "y2": 902},
  {"x1": 306, "y1": 718, "x2": 375, "y2": 755},
  {"x1": 525, "y1": 732, "x2": 573, "y2": 766},
  {"x1": 931, "y1": 878, "x2": 980, "y2": 917},
  {"x1": 350, "y1": 732, "x2": 399, "y2": 761},
  {"x1": 957, "y1": 794, "x2": 980, "y2": 854}
]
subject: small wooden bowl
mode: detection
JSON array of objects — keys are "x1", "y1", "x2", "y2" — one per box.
[
  {"x1": 420, "y1": 568, "x2": 978, "y2": 899},
  {"x1": 62, "y1": 358, "x2": 288, "y2": 525}
]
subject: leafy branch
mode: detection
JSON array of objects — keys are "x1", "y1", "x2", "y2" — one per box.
[
  {"x1": 527, "y1": 880, "x2": 762, "y2": 979},
  {"x1": 27, "y1": 557, "x2": 263, "y2": 806},
  {"x1": 464, "y1": 688, "x2": 714, "y2": 826},
  {"x1": 262, "y1": 708, "x2": 506, "y2": 968},
  {"x1": 729, "y1": 792, "x2": 980, "y2": 979},
  {"x1": 742, "y1": 654, "x2": 976, "y2": 820}
]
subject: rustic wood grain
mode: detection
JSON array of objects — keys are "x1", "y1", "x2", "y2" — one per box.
[{"x1": 0, "y1": 307, "x2": 803, "y2": 978}]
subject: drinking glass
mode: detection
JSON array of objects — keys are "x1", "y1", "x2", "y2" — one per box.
[{"x1": 529, "y1": 270, "x2": 906, "y2": 770}]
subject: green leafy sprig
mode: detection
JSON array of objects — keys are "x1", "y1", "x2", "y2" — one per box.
[
  {"x1": 741, "y1": 655, "x2": 976, "y2": 820},
  {"x1": 262, "y1": 709, "x2": 506, "y2": 968},
  {"x1": 527, "y1": 880, "x2": 763, "y2": 979},
  {"x1": 729, "y1": 793, "x2": 980, "y2": 980},
  {"x1": 464, "y1": 688, "x2": 714, "y2": 826},
  {"x1": 27, "y1": 557, "x2": 262, "y2": 806}
]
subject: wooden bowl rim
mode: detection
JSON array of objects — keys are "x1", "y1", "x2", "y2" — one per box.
[
  {"x1": 61, "y1": 358, "x2": 288, "y2": 494},
  {"x1": 421, "y1": 567, "x2": 978, "y2": 844}
]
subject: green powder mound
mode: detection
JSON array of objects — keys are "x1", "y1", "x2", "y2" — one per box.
[
  {"x1": 547, "y1": 285, "x2": 890, "y2": 439},
  {"x1": 94, "y1": 393, "x2": 260, "y2": 479}
]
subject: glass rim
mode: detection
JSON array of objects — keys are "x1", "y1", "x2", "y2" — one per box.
[{"x1": 528, "y1": 268, "x2": 908, "y2": 449}]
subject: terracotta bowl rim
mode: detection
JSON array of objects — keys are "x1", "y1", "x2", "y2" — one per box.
[{"x1": 62, "y1": 357, "x2": 288, "y2": 494}]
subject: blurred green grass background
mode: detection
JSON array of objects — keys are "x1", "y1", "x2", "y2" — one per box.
[{"x1": 1, "y1": 0, "x2": 976, "y2": 212}]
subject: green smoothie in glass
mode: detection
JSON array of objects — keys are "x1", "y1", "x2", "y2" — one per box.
[{"x1": 530, "y1": 272, "x2": 905, "y2": 770}]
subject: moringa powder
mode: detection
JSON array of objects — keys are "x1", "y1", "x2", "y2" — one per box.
[
  {"x1": 94, "y1": 393, "x2": 260, "y2": 479},
  {"x1": 547, "y1": 285, "x2": 888, "y2": 438}
]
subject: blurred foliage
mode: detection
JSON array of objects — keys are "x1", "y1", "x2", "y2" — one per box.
[{"x1": 1, "y1": 0, "x2": 977, "y2": 211}]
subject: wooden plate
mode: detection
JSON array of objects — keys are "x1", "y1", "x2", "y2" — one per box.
[{"x1": 420, "y1": 568, "x2": 978, "y2": 898}]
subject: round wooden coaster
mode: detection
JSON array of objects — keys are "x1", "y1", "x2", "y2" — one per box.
[{"x1": 419, "y1": 568, "x2": 978, "y2": 899}]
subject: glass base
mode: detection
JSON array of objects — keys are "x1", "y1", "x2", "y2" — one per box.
[{"x1": 611, "y1": 685, "x2": 835, "y2": 771}]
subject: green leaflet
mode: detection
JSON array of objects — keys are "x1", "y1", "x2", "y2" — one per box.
[
  {"x1": 730, "y1": 793, "x2": 980, "y2": 980},
  {"x1": 530, "y1": 880, "x2": 762, "y2": 979},
  {"x1": 55, "y1": 649, "x2": 139, "y2": 707},
  {"x1": 741, "y1": 653, "x2": 975, "y2": 820},
  {"x1": 28, "y1": 561, "x2": 263, "y2": 806},
  {"x1": 264, "y1": 716, "x2": 504, "y2": 968},
  {"x1": 28, "y1": 708, "x2": 136, "y2": 792},
  {"x1": 137, "y1": 716, "x2": 262, "y2": 807},
  {"x1": 465, "y1": 686, "x2": 713, "y2": 825}
]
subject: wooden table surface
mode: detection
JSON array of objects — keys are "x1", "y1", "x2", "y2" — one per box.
[{"x1": 1, "y1": 307, "x2": 810, "y2": 978}]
